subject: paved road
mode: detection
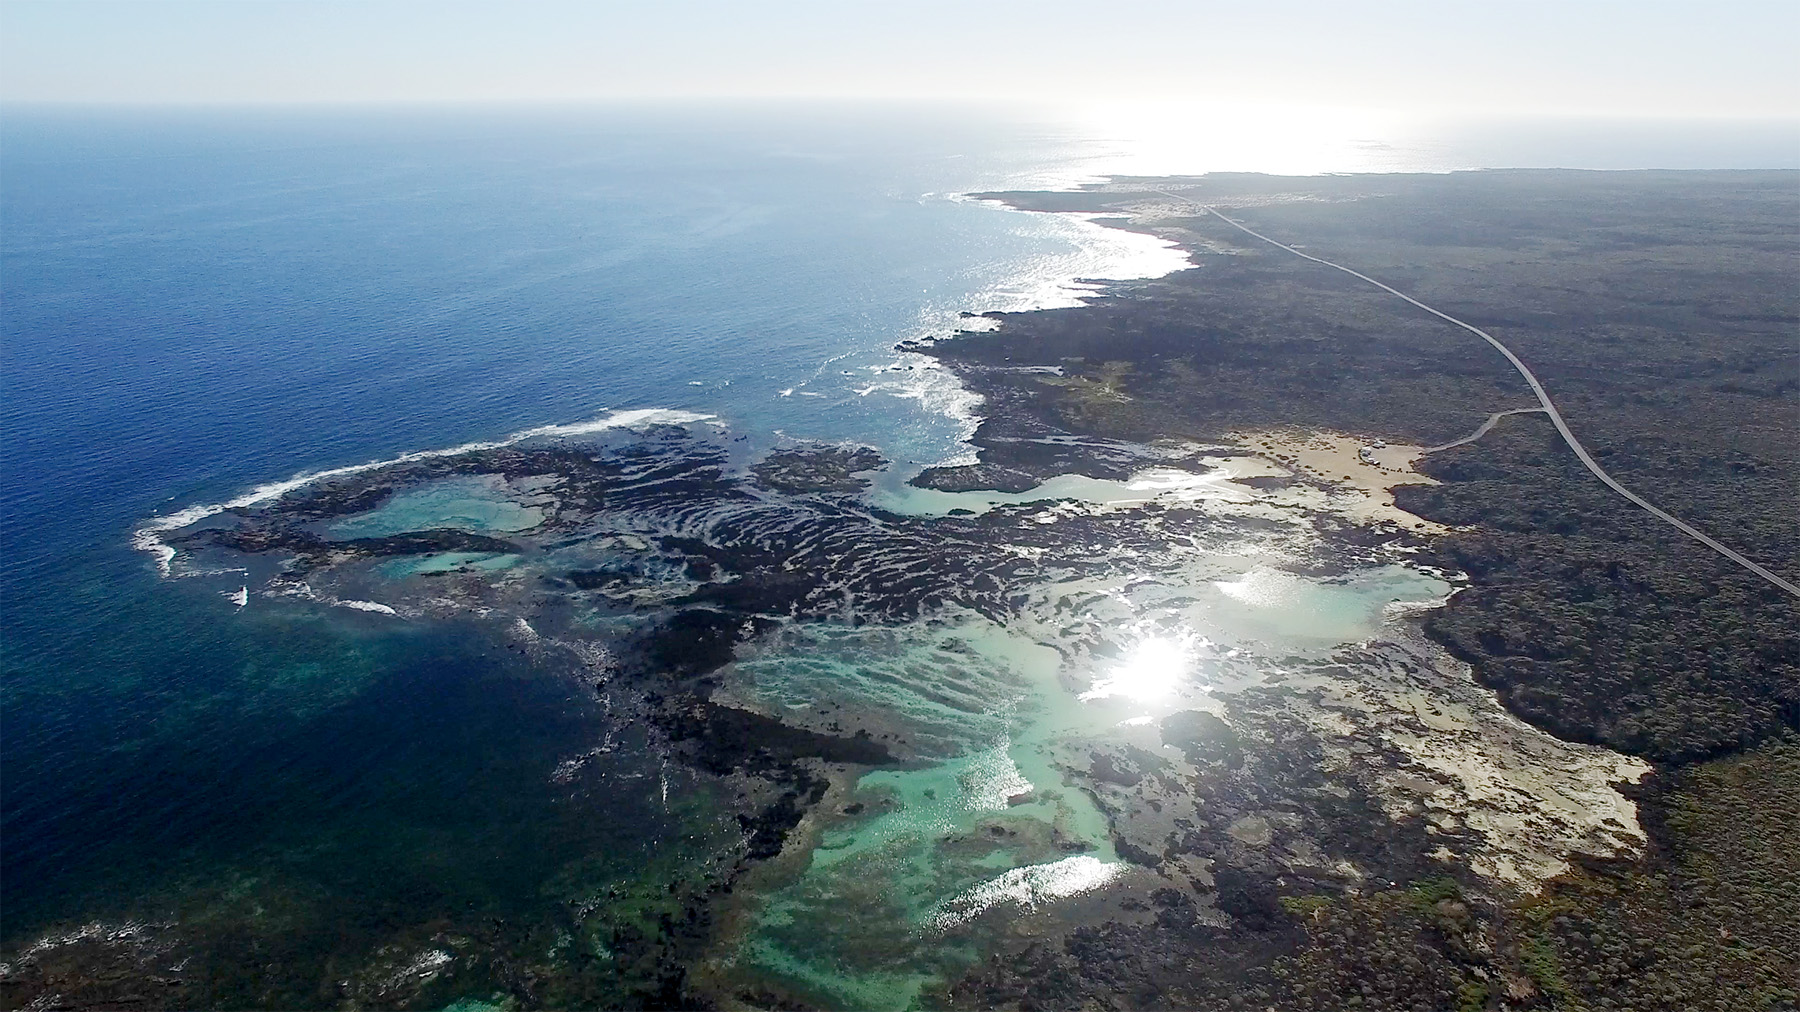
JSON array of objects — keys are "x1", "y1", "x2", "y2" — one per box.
[
  {"x1": 1152, "y1": 191, "x2": 1800, "y2": 599},
  {"x1": 1424, "y1": 408, "x2": 1547, "y2": 453}
]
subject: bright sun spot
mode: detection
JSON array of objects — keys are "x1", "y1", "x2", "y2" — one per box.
[
  {"x1": 1079, "y1": 634, "x2": 1197, "y2": 703},
  {"x1": 1065, "y1": 101, "x2": 1419, "y2": 177}
]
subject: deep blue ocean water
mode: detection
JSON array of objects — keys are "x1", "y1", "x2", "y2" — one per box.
[
  {"x1": 4, "y1": 104, "x2": 1796, "y2": 1001},
  {"x1": 0, "y1": 106, "x2": 1193, "y2": 980}
]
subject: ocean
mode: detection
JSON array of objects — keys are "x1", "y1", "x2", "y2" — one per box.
[{"x1": 3, "y1": 104, "x2": 1794, "y2": 1008}]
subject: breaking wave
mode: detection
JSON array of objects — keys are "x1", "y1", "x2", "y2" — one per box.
[{"x1": 132, "y1": 409, "x2": 716, "y2": 576}]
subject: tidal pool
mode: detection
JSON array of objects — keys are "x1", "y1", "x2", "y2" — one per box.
[
  {"x1": 722, "y1": 616, "x2": 1121, "y2": 1010},
  {"x1": 329, "y1": 475, "x2": 546, "y2": 538},
  {"x1": 715, "y1": 552, "x2": 1452, "y2": 1009}
]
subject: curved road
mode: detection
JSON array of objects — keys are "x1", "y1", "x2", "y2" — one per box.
[
  {"x1": 1424, "y1": 408, "x2": 1547, "y2": 453},
  {"x1": 1152, "y1": 191, "x2": 1800, "y2": 599}
]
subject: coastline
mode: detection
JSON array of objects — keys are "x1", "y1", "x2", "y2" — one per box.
[
  {"x1": 913, "y1": 168, "x2": 1797, "y2": 756},
  {"x1": 9, "y1": 167, "x2": 1796, "y2": 1011},
  {"x1": 897, "y1": 168, "x2": 1798, "y2": 1009}
]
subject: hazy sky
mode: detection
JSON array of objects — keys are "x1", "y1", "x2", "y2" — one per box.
[{"x1": 3, "y1": 0, "x2": 1796, "y2": 118}]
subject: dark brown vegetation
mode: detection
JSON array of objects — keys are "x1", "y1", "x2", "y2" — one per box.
[
  {"x1": 1261, "y1": 738, "x2": 1799, "y2": 1012},
  {"x1": 1268, "y1": 739, "x2": 1800, "y2": 1012},
  {"x1": 938, "y1": 170, "x2": 1798, "y2": 762},
  {"x1": 1514, "y1": 739, "x2": 1799, "y2": 1012},
  {"x1": 931, "y1": 170, "x2": 1798, "y2": 1009},
  {"x1": 1401, "y1": 417, "x2": 1798, "y2": 763}
]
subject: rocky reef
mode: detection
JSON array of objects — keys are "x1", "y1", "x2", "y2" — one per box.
[
  {"x1": 19, "y1": 168, "x2": 1784, "y2": 1011},
  {"x1": 20, "y1": 397, "x2": 1668, "y2": 1011}
]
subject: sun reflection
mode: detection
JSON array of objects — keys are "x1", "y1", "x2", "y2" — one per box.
[
  {"x1": 1061, "y1": 100, "x2": 1429, "y2": 177},
  {"x1": 1213, "y1": 568, "x2": 1299, "y2": 608},
  {"x1": 1079, "y1": 633, "x2": 1199, "y2": 703}
]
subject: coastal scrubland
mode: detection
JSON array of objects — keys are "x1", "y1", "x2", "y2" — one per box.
[
  {"x1": 931, "y1": 170, "x2": 1797, "y2": 766},
  {"x1": 927, "y1": 170, "x2": 1798, "y2": 1009},
  {"x1": 951, "y1": 738, "x2": 1798, "y2": 1011}
]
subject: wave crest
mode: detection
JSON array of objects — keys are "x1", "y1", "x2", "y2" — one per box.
[{"x1": 132, "y1": 408, "x2": 715, "y2": 576}]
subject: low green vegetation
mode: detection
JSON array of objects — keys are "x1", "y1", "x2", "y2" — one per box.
[
  {"x1": 1513, "y1": 739, "x2": 1800, "y2": 1012},
  {"x1": 1264, "y1": 879, "x2": 1490, "y2": 1012},
  {"x1": 1236, "y1": 743, "x2": 1797, "y2": 1011}
]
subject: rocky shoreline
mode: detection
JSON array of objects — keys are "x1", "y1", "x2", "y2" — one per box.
[
  {"x1": 902, "y1": 170, "x2": 1798, "y2": 1010},
  {"x1": 44, "y1": 409, "x2": 1639, "y2": 1009},
  {"x1": 10, "y1": 169, "x2": 1793, "y2": 1011}
]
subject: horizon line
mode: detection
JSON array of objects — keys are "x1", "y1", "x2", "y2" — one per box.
[{"x1": 2, "y1": 97, "x2": 1798, "y2": 126}]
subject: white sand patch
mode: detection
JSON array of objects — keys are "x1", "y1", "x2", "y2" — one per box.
[
  {"x1": 1227, "y1": 428, "x2": 1446, "y2": 533},
  {"x1": 1269, "y1": 635, "x2": 1652, "y2": 888}
]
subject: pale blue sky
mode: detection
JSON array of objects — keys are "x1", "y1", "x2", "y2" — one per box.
[{"x1": 2, "y1": 0, "x2": 1796, "y2": 118}]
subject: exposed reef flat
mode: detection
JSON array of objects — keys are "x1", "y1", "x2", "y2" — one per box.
[
  {"x1": 750, "y1": 443, "x2": 887, "y2": 494},
  {"x1": 947, "y1": 170, "x2": 1799, "y2": 757},
  {"x1": 40, "y1": 419, "x2": 1650, "y2": 1010}
]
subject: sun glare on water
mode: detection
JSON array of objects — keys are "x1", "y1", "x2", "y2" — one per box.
[
  {"x1": 1062, "y1": 100, "x2": 1431, "y2": 177},
  {"x1": 1079, "y1": 633, "x2": 1201, "y2": 704}
]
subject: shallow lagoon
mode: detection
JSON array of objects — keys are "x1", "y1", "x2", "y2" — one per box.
[
  {"x1": 712, "y1": 528, "x2": 1452, "y2": 1009},
  {"x1": 330, "y1": 476, "x2": 546, "y2": 538},
  {"x1": 272, "y1": 440, "x2": 1460, "y2": 1009}
]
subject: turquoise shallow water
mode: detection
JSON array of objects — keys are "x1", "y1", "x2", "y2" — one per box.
[
  {"x1": 381, "y1": 551, "x2": 522, "y2": 577},
  {"x1": 0, "y1": 106, "x2": 1192, "y2": 1004},
  {"x1": 331, "y1": 476, "x2": 547, "y2": 538},
  {"x1": 716, "y1": 548, "x2": 1449, "y2": 1009}
]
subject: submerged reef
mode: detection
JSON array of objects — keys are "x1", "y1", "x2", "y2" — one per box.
[{"x1": 40, "y1": 423, "x2": 1648, "y2": 1009}]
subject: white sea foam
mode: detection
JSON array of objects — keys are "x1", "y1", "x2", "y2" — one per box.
[
  {"x1": 859, "y1": 194, "x2": 1191, "y2": 467},
  {"x1": 853, "y1": 351, "x2": 988, "y2": 463},
  {"x1": 947, "y1": 194, "x2": 1193, "y2": 315},
  {"x1": 333, "y1": 599, "x2": 398, "y2": 616},
  {"x1": 926, "y1": 856, "x2": 1125, "y2": 932},
  {"x1": 132, "y1": 408, "x2": 715, "y2": 576}
]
